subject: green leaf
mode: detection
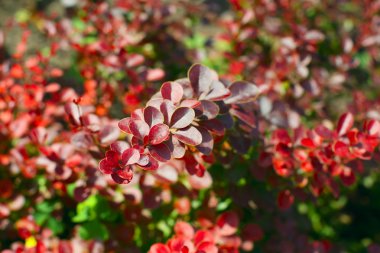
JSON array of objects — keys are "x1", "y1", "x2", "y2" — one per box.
[
  {"x1": 72, "y1": 194, "x2": 118, "y2": 223},
  {"x1": 78, "y1": 221, "x2": 109, "y2": 241},
  {"x1": 47, "y1": 218, "x2": 64, "y2": 235},
  {"x1": 67, "y1": 183, "x2": 76, "y2": 198},
  {"x1": 354, "y1": 51, "x2": 371, "y2": 69},
  {"x1": 36, "y1": 201, "x2": 55, "y2": 213},
  {"x1": 217, "y1": 198, "x2": 232, "y2": 212},
  {"x1": 34, "y1": 212, "x2": 49, "y2": 225}
]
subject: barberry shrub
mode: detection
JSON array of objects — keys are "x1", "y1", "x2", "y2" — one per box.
[{"x1": 1, "y1": 1, "x2": 380, "y2": 253}]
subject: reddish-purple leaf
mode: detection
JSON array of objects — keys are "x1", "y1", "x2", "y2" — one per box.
[
  {"x1": 174, "y1": 126, "x2": 202, "y2": 146},
  {"x1": 99, "y1": 159, "x2": 113, "y2": 174},
  {"x1": 128, "y1": 119, "x2": 150, "y2": 139},
  {"x1": 71, "y1": 131, "x2": 93, "y2": 149},
  {"x1": 99, "y1": 125, "x2": 120, "y2": 146},
  {"x1": 175, "y1": 78, "x2": 194, "y2": 98},
  {"x1": 104, "y1": 150, "x2": 119, "y2": 165},
  {"x1": 82, "y1": 114, "x2": 100, "y2": 132},
  {"x1": 160, "y1": 100, "x2": 176, "y2": 124},
  {"x1": 154, "y1": 164, "x2": 178, "y2": 183},
  {"x1": 64, "y1": 102, "x2": 81, "y2": 126},
  {"x1": 202, "y1": 80, "x2": 231, "y2": 101},
  {"x1": 149, "y1": 124, "x2": 170, "y2": 145},
  {"x1": 277, "y1": 189, "x2": 294, "y2": 210},
  {"x1": 202, "y1": 119, "x2": 226, "y2": 135},
  {"x1": 144, "y1": 106, "x2": 164, "y2": 127},
  {"x1": 340, "y1": 167, "x2": 356, "y2": 186},
  {"x1": 118, "y1": 117, "x2": 132, "y2": 133},
  {"x1": 230, "y1": 107, "x2": 256, "y2": 126},
  {"x1": 337, "y1": 112, "x2": 354, "y2": 136},
  {"x1": 74, "y1": 186, "x2": 91, "y2": 202},
  {"x1": 146, "y1": 97, "x2": 164, "y2": 109},
  {"x1": 188, "y1": 64, "x2": 216, "y2": 96},
  {"x1": 180, "y1": 99, "x2": 201, "y2": 108},
  {"x1": 189, "y1": 171, "x2": 213, "y2": 190},
  {"x1": 149, "y1": 143, "x2": 171, "y2": 162},
  {"x1": 364, "y1": 119, "x2": 380, "y2": 136},
  {"x1": 216, "y1": 211, "x2": 239, "y2": 236},
  {"x1": 137, "y1": 154, "x2": 150, "y2": 167},
  {"x1": 224, "y1": 81, "x2": 260, "y2": 104},
  {"x1": 166, "y1": 136, "x2": 186, "y2": 159},
  {"x1": 199, "y1": 100, "x2": 219, "y2": 120},
  {"x1": 110, "y1": 141, "x2": 130, "y2": 154},
  {"x1": 131, "y1": 108, "x2": 144, "y2": 120},
  {"x1": 170, "y1": 107, "x2": 195, "y2": 129},
  {"x1": 126, "y1": 53, "x2": 144, "y2": 67},
  {"x1": 139, "y1": 155, "x2": 159, "y2": 170},
  {"x1": 112, "y1": 169, "x2": 133, "y2": 184},
  {"x1": 29, "y1": 127, "x2": 48, "y2": 144},
  {"x1": 196, "y1": 128, "x2": 214, "y2": 155},
  {"x1": 160, "y1": 81, "x2": 184, "y2": 104},
  {"x1": 121, "y1": 148, "x2": 140, "y2": 166},
  {"x1": 304, "y1": 30, "x2": 325, "y2": 43},
  {"x1": 315, "y1": 125, "x2": 334, "y2": 139}
]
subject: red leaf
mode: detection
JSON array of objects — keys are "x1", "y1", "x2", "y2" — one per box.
[
  {"x1": 277, "y1": 189, "x2": 294, "y2": 210},
  {"x1": 99, "y1": 125, "x2": 120, "y2": 146},
  {"x1": 202, "y1": 80, "x2": 231, "y2": 101},
  {"x1": 364, "y1": 119, "x2": 380, "y2": 136},
  {"x1": 99, "y1": 159, "x2": 113, "y2": 174},
  {"x1": 340, "y1": 167, "x2": 356, "y2": 186},
  {"x1": 137, "y1": 154, "x2": 150, "y2": 167},
  {"x1": 315, "y1": 125, "x2": 334, "y2": 139},
  {"x1": 128, "y1": 119, "x2": 150, "y2": 139},
  {"x1": 166, "y1": 136, "x2": 186, "y2": 159},
  {"x1": 196, "y1": 242, "x2": 218, "y2": 253},
  {"x1": 175, "y1": 126, "x2": 202, "y2": 146},
  {"x1": 174, "y1": 221, "x2": 194, "y2": 239},
  {"x1": 139, "y1": 155, "x2": 159, "y2": 170},
  {"x1": 198, "y1": 100, "x2": 219, "y2": 120},
  {"x1": 160, "y1": 100, "x2": 176, "y2": 124},
  {"x1": 149, "y1": 124, "x2": 170, "y2": 145},
  {"x1": 201, "y1": 119, "x2": 225, "y2": 136},
  {"x1": 148, "y1": 243, "x2": 171, "y2": 253},
  {"x1": 224, "y1": 81, "x2": 260, "y2": 104},
  {"x1": 242, "y1": 224, "x2": 264, "y2": 242},
  {"x1": 146, "y1": 68, "x2": 165, "y2": 81},
  {"x1": 333, "y1": 141, "x2": 350, "y2": 157},
  {"x1": 194, "y1": 230, "x2": 215, "y2": 246},
  {"x1": 71, "y1": 131, "x2": 93, "y2": 149},
  {"x1": 161, "y1": 81, "x2": 184, "y2": 104},
  {"x1": 64, "y1": 102, "x2": 81, "y2": 126},
  {"x1": 112, "y1": 169, "x2": 133, "y2": 184},
  {"x1": 188, "y1": 64, "x2": 216, "y2": 97},
  {"x1": 189, "y1": 171, "x2": 212, "y2": 190},
  {"x1": 118, "y1": 117, "x2": 132, "y2": 133},
  {"x1": 216, "y1": 211, "x2": 239, "y2": 236},
  {"x1": 336, "y1": 112, "x2": 354, "y2": 136},
  {"x1": 144, "y1": 106, "x2": 164, "y2": 127},
  {"x1": 121, "y1": 148, "x2": 140, "y2": 165},
  {"x1": 196, "y1": 128, "x2": 214, "y2": 155},
  {"x1": 180, "y1": 99, "x2": 201, "y2": 108},
  {"x1": 149, "y1": 143, "x2": 171, "y2": 162},
  {"x1": 110, "y1": 141, "x2": 130, "y2": 154},
  {"x1": 170, "y1": 107, "x2": 195, "y2": 129},
  {"x1": 105, "y1": 150, "x2": 119, "y2": 165},
  {"x1": 131, "y1": 108, "x2": 144, "y2": 120},
  {"x1": 300, "y1": 138, "x2": 316, "y2": 148}
]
